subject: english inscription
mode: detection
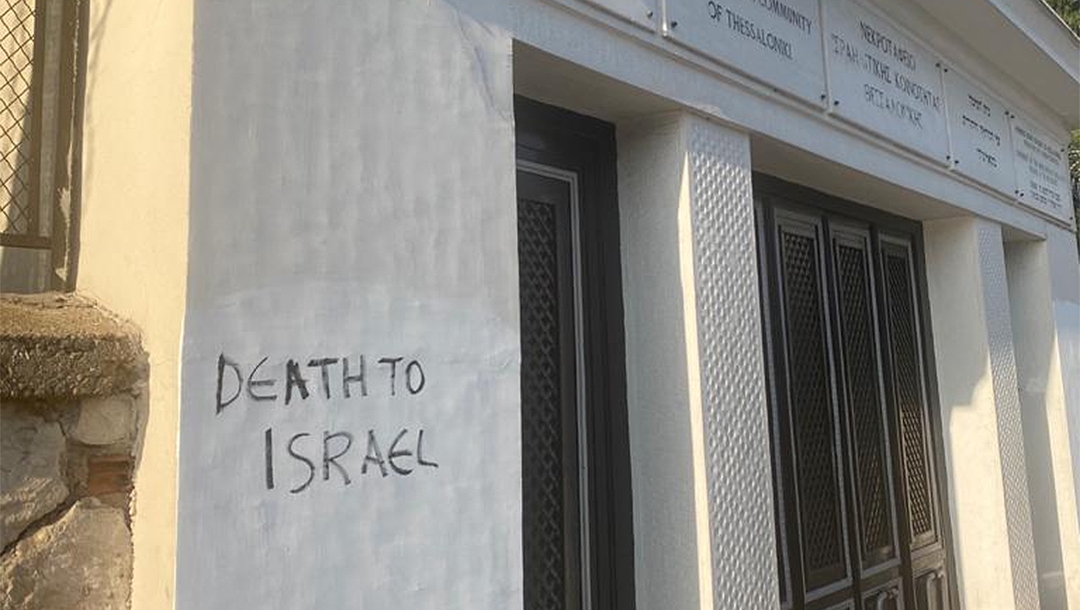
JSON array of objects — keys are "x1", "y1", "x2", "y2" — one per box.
[
  {"x1": 264, "y1": 427, "x2": 438, "y2": 494},
  {"x1": 666, "y1": 0, "x2": 825, "y2": 105},
  {"x1": 1011, "y1": 116, "x2": 1070, "y2": 220},
  {"x1": 215, "y1": 352, "x2": 440, "y2": 495}
]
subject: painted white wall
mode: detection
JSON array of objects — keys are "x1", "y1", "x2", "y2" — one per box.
[
  {"x1": 176, "y1": 1, "x2": 520, "y2": 607},
  {"x1": 1005, "y1": 238, "x2": 1080, "y2": 609},
  {"x1": 1044, "y1": 227, "x2": 1080, "y2": 559},
  {"x1": 681, "y1": 115, "x2": 779, "y2": 610}
]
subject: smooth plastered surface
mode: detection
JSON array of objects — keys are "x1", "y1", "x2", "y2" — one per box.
[
  {"x1": 74, "y1": 0, "x2": 193, "y2": 607},
  {"x1": 177, "y1": 1, "x2": 520, "y2": 607}
]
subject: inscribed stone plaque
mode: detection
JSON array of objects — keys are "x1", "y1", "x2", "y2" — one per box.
[
  {"x1": 824, "y1": 0, "x2": 948, "y2": 161},
  {"x1": 943, "y1": 69, "x2": 1015, "y2": 196},
  {"x1": 575, "y1": 0, "x2": 658, "y2": 29},
  {"x1": 664, "y1": 0, "x2": 826, "y2": 106},
  {"x1": 1011, "y1": 115, "x2": 1072, "y2": 222}
]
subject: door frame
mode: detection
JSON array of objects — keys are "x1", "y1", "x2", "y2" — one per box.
[
  {"x1": 515, "y1": 95, "x2": 636, "y2": 610},
  {"x1": 753, "y1": 172, "x2": 959, "y2": 610}
]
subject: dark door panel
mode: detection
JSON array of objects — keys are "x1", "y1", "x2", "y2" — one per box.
[
  {"x1": 755, "y1": 175, "x2": 955, "y2": 610},
  {"x1": 879, "y1": 239, "x2": 942, "y2": 554},
  {"x1": 913, "y1": 566, "x2": 949, "y2": 610},
  {"x1": 829, "y1": 226, "x2": 901, "y2": 575},
  {"x1": 515, "y1": 97, "x2": 635, "y2": 610},
  {"x1": 773, "y1": 212, "x2": 853, "y2": 595},
  {"x1": 861, "y1": 579, "x2": 904, "y2": 610},
  {"x1": 518, "y1": 171, "x2": 582, "y2": 610}
]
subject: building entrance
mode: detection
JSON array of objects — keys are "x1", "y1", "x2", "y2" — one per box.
[
  {"x1": 755, "y1": 175, "x2": 955, "y2": 610},
  {"x1": 514, "y1": 97, "x2": 635, "y2": 610}
]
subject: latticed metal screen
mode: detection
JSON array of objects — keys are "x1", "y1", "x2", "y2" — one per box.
[
  {"x1": 0, "y1": 0, "x2": 37, "y2": 237},
  {"x1": 834, "y1": 238, "x2": 897, "y2": 567},
  {"x1": 760, "y1": 181, "x2": 953, "y2": 609},
  {"x1": 519, "y1": 196, "x2": 570, "y2": 610},
  {"x1": 517, "y1": 184, "x2": 582, "y2": 610},
  {"x1": 777, "y1": 222, "x2": 849, "y2": 590},
  {"x1": 883, "y1": 246, "x2": 938, "y2": 547}
]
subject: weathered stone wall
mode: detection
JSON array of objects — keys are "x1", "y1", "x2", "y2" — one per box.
[{"x1": 1, "y1": 293, "x2": 145, "y2": 610}]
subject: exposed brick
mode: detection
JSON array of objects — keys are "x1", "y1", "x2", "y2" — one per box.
[{"x1": 86, "y1": 455, "x2": 132, "y2": 497}]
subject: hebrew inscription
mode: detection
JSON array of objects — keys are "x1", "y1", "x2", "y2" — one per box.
[{"x1": 943, "y1": 69, "x2": 1015, "y2": 196}]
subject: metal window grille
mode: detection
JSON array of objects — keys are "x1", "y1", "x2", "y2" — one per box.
[
  {"x1": 0, "y1": 0, "x2": 38, "y2": 238},
  {"x1": 0, "y1": 0, "x2": 84, "y2": 291}
]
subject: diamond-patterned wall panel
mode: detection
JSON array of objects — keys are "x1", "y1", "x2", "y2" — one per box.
[
  {"x1": 976, "y1": 222, "x2": 1040, "y2": 610},
  {"x1": 0, "y1": 0, "x2": 35, "y2": 235},
  {"x1": 686, "y1": 116, "x2": 780, "y2": 609}
]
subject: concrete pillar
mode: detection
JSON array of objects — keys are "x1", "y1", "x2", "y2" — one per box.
[
  {"x1": 1004, "y1": 237, "x2": 1080, "y2": 610},
  {"x1": 618, "y1": 113, "x2": 778, "y2": 610},
  {"x1": 924, "y1": 217, "x2": 1040, "y2": 610},
  {"x1": 1043, "y1": 228, "x2": 1080, "y2": 537}
]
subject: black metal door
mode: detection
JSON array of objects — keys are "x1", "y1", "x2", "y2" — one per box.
[
  {"x1": 515, "y1": 97, "x2": 635, "y2": 610},
  {"x1": 518, "y1": 166, "x2": 583, "y2": 610},
  {"x1": 756, "y1": 175, "x2": 955, "y2": 610}
]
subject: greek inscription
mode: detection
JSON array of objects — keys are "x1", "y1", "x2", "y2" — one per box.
[
  {"x1": 857, "y1": 20, "x2": 916, "y2": 70},
  {"x1": 830, "y1": 25, "x2": 941, "y2": 133},
  {"x1": 831, "y1": 33, "x2": 859, "y2": 64},
  {"x1": 864, "y1": 84, "x2": 923, "y2": 128}
]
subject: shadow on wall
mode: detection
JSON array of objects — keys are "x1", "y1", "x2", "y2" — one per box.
[
  {"x1": 936, "y1": 286, "x2": 1069, "y2": 610},
  {"x1": 1017, "y1": 329, "x2": 1073, "y2": 610}
]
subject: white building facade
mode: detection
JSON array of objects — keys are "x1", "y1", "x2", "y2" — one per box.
[{"x1": 62, "y1": 0, "x2": 1080, "y2": 608}]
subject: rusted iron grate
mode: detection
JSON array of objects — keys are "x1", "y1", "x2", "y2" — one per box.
[{"x1": 0, "y1": 0, "x2": 36, "y2": 236}]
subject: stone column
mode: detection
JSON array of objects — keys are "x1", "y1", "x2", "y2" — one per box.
[
  {"x1": 924, "y1": 217, "x2": 1040, "y2": 610},
  {"x1": 618, "y1": 113, "x2": 778, "y2": 610}
]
